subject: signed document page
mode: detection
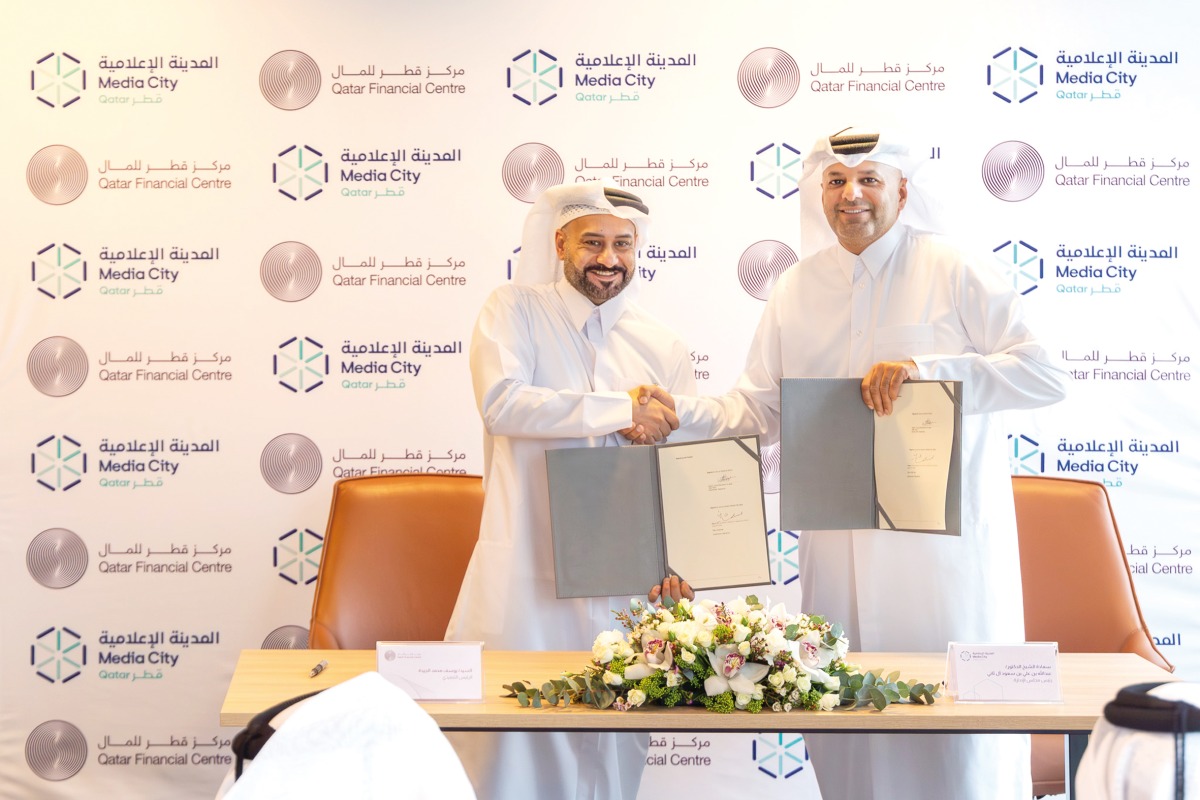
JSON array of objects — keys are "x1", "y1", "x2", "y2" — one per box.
[
  {"x1": 655, "y1": 437, "x2": 770, "y2": 591},
  {"x1": 873, "y1": 382, "x2": 955, "y2": 532}
]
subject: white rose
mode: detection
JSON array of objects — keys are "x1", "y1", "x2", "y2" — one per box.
[
  {"x1": 768, "y1": 672, "x2": 785, "y2": 689},
  {"x1": 666, "y1": 670, "x2": 683, "y2": 688},
  {"x1": 733, "y1": 624, "x2": 752, "y2": 643},
  {"x1": 737, "y1": 641, "x2": 751, "y2": 657},
  {"x1": 795, "y1": 673, "x2": 812, "y2": 692},
  {"x1": 781, "y1": 665, "x2": 798, "y2": 684},
  {"x1": 818, "y1": 693, "x2": 840, "y2": 711},
  {"x1": 735, "y1": 692, "x2": 753, "y2": 709},
  {"x1": 695, "y1": 630, "x2": 713, "y2": 649},
  {"x1": 679, "y1": 650, "x2": 696, "y2": 665},
  {"x1": 603, "y1": 670, "x2": 623, "y2": 686},
  {"x1": 626, "y1": 689, "x2": 647, "y2": 707}
]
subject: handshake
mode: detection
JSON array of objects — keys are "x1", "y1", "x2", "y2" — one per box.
[{"x1": 620, "y1": 384, "x2": 678, "y2": 444}]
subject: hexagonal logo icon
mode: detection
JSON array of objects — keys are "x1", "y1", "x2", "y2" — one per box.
[
  {"x1": 1009, "y1": 433, "x2": 1045, "y2": 475},
  {"x1": 274, "y1": 145, "x2": 328, "y2": 200},
  {"x1": 988, "y1": 46, "x2": 1042, "y2": 104},
  {"x1": 32, "y1": 435, "x2": 87, "y2": 491},
  {"x1": 508, "y1": 49, "x2": 562, "y2": 106},
  {"x1": 274, "y1": 336, "x2": 329, "y2": 392},
  {"x1": 32, "y1": 626, "x2": 87, "y2": 683},
  {"x1": 275, "y1": 528, "x2": 323, "y2": 585},
  {"x1": 767, "y1": 528, "x2": 800, "y2": 587},
  {"x1": 751, "y1": 143, "x2": 802, "y2": 200},
  {"x1": 32, "y1": 52, "x2": 86, "y2": 108},
  {"x1": 753, "y1": 733, "x2": 809, "y2": 778},
  {"x1": 32, "y1": 243, "x2": 86, "y2": 299},
  {"x1": 993, "y1": 239, "x2": 1042, "y2": 295}
]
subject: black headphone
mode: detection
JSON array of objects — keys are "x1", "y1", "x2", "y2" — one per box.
[{"x1": 1102, "y1": 682, "x2": 1198, "y2": 800}]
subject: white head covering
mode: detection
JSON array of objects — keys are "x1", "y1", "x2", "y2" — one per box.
[
  {"x1": 513, "y1": 181, "x2": 650, "y2": 286},
  {"x1": 797, "y1": 127, "x2": 945, "y2": 258}
]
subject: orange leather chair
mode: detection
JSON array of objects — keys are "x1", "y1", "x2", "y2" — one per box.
[
  {"x1": 1011, "y1": 475, "x2": 1173, "y2": 796},
  {"x1": 308, "y1": 474, "x2": 484, "y2": 649}
]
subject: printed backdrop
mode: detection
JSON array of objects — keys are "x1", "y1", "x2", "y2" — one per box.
[{"x1": 1, "y1": 0, "x2": 1196, "y2": 796}]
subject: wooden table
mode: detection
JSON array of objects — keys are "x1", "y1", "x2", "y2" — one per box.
[{"x1": 221, "y1": 649, "x2": 1175, "y2": 797}]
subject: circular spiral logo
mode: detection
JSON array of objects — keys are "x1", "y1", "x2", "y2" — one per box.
[
  {"x1": 260, "y1": 242, "x2": 322, "y2": 302},
  {"x1": 501, "y1": 143, "x2": 564, "y2": 202},
  {"x1": 981, "y1": 141, "x2": 1044, "y2": 201},
  {"x1": 260, "y1": 433, "x2": 322, "y2": 494},
  {"x1": 737, "y1": 48, "x2": 800, "y2": 108},
  {"x1": 262, "y1": 625, "x2": 309, "y2": 649},
  {"x1": 737, "y1": 240, "x2": 797, "y2": 300},
  {"x1": 27, "y1": 336, "x2": 88, "y2": 397},
  {"x1": 26, "y1": 721, "x2": 87, "y2": 781},
  {"x1": 27, "y1": 145, "x2": 88, "y2": 205},
  {"x1": 259, "y1": 50, "x2": 321, "y2": 110},
  {"x1": 760, "y1": 442, "x2": 781, "y2": 495},
  {"x1": 27, "y1": 529, "x2": 88, "y2": 589}
]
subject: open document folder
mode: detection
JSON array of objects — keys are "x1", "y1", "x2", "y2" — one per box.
[
  {"x1": 780, "y1": 378, "x2": 963, "y2": 535},
  {"x1": 546, "y1": 436, "x2": 772, "y2": 599}
]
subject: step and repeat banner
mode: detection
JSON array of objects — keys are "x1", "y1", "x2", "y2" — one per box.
[{"x1": 1, "y1": 0, "x2": 1196, "y2": 796}]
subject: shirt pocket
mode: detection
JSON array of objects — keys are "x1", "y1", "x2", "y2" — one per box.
[{"x1": 873, "y1": 323, "x2": 934, "y2": 362}]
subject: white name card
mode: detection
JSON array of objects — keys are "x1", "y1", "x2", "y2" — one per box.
[
  {"x1": 945, "y1": 642, "x2": 1062, "y2": 703},
  {"x1": 376, "y1": 641, "x2": 483, "y2": 701}
]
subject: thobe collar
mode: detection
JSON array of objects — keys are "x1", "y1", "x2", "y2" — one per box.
[
  {"x1": 833, "y1": 223, "x2": 904, "y2": 283},
  {"x1": 555, "y1": 277, "x2": 630, "y2": 340}
]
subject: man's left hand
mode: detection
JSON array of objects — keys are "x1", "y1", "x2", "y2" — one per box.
[{"x1": 861, "y1": 360, "x2": 919, "y2": 416}]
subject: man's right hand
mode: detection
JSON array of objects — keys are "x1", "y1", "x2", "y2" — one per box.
[{"x1": 622, "y1": 385, "x2": 678, "y2": 444}]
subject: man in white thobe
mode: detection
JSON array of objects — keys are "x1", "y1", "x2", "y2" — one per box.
[
  {"x1": 665, "y1": 129, "x2": 1069, "y2": 799},
  {"x1": 445, "y1": 182, "x2": 696, "y2": 800}
]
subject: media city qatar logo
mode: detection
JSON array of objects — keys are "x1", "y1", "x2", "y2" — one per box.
[
  {"x1": 33, "y1": 243, "x2": 86, "y2": 299},
  {"x1": 993, "y1": 239, "x2": 1042, "y2": 295},
  {"x1": 751, "y1": 143, "x2": 802, "y2": 200},
  {"x1": 32, "y1": 52, "x2": 86, "y2": 108},
  {"x1": 26, "y1": 721, "x2": 87, "y2": 781},
  {"x1": 33, "y1": 435, "x2": 88, "y2": 491},
  {"x1": 27, "y1": 336, "x2": 88, "y2": 396},
  {"x1": 274, "y1": 145, "x2": 328, "y2": 200},
  {"x1": 27, "y1": 145, "x2": 88, "y2": 205},
  {"x1": 509, "y1": 49, "x2": 562, "y2": 105},
  {"x1": 738, "y1": 241, "x2": 797, "y2": 301},
  {"x1": 988, "y1": 47, "x2": 1043, "y2": 103},
  {"x1": 260, "y1": 433, "x2": 322, "y2": 494},
  {"x1": 753, "y1": 733, "x2": 808, "y2": 778},
  {"x1": 32, "y1": 626, "x2": 87, "y2": 683},
  {"x1": 738, "y1": 48, "x2": 800, "y2": 108},
  {"x1": 260, "y1": 50, "x2": 321, "y2": 110},
  {"x1": 982, "y1": 141, "x2": 1044, "y2": 201},
  {"x1": 501, "y1": 143, "x2": 564, "y2": 202},
  {"x1": 767, "y1": 529, "x2": 800, "y2": 586},
  {"x1": 28, "y1": 528, "x2": 89, "y2": 589},
  {"x1": 262, "y1": 625, "x2": 309, "y2": 649},
  {"x1": 275, "y1": 336, "x2": 330, "y2": 392},
  {"x1": 261, "y1": 242, "x2": 322, "y2": 301},
  {"x1": 275, "y1": 528, "x2": 323, "y2": 585},
  {"x1": 1009, "y1": 433, "x2": 1045, "y2": 475}
]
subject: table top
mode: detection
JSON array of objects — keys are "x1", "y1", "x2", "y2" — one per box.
[{"x1": 220, "y1": 649, "x2": 1174, "y2": 733}]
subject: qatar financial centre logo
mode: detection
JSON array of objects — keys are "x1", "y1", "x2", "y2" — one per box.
[
  {"x1": 993, "y1": 239, "x2": 1042, "y2": 295},
  {"x1": 508, "y1": 49, "x2": 562, "y2": 105},
  {"x1": 32, "y1": 626, "x2": 87, "y2": 683},
  {"x1": 275, "y1": 336, "x2": 329, "y2": 392},
  {"x1": 32, "y1": 52, "x2": 86, "y2": 108},
  {"x1": 988, "y1": 46, "x2": 1043, "y2": 104},
  {"x1": 273, "y1": 145, "x2": 328, "y2": 200}
]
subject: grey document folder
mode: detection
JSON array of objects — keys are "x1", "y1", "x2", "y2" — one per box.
[
  {"x1": 546, "y1": 436, "x2": 771, "y2": 598},
  {"x1": 780, "y1": 378, "x2": 963, "y2": 535}
]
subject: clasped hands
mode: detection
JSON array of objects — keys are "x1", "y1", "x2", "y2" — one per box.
[{"x1": 619, "y1": 384, "x2": 678, "y2": 444}]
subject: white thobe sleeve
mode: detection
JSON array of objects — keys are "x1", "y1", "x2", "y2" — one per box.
[
  {"x1": 471, "y1": 288, "x2": 633, "y2": 438},
  {"x1": 911, "y1": 259, "x2": 1069, "y2": 415},
  {"x1": 673, "y1": 286, "x2": 783, "y2": 444}
]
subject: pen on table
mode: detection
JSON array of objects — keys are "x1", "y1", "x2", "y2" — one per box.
[{"x1": 309, "y1": 659, "x2": 328, "y2": 678}]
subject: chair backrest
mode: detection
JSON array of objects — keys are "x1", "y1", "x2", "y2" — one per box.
[
  {"x1": 308, "y1": 474, "x2": 484, "y2": 650},
  {"x1": 1011, "y1": 475, "x2": 1170, "y2": 668}
]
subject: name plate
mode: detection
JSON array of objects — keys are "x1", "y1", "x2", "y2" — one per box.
[
  {"x1": 376, "y1": 641, "x2": 483, "y2": 701},
  {"x1": 945, "y1": 642, "x2": 1062, "y2": 703}
]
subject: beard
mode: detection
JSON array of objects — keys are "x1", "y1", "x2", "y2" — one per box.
[{"x1": 563, "y1": 253, "x2": 632, "y2": 304}]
